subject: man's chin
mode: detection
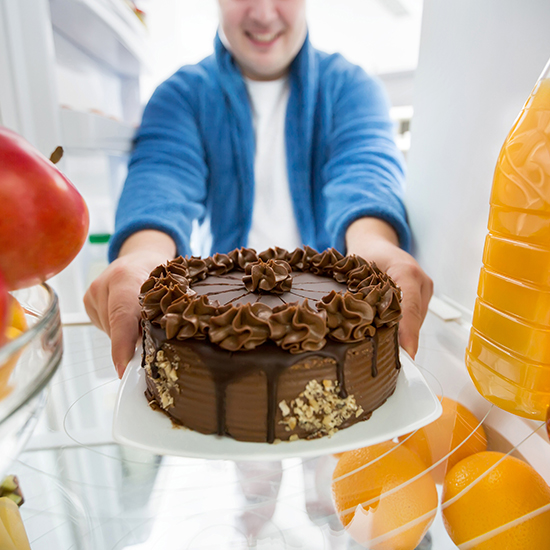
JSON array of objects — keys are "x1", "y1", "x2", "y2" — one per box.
[
  {"x1": 249, "y1": 67, "x2": 289, "y2": 81},
  {"x1": 239, "y1": 57, "x2": 289, "y2": 81}
]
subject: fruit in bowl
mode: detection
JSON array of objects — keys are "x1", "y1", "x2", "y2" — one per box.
[
  {"x1": 0, "y1": 294, "x2": 28, "y2": 401},
  {"x1": 0, "y1": 126, "x2": 86, "y2": 459},
  {"x1": 0, "y1": 126, "x2": 88, "y2": 401},
  {"x1": 0, "y1": 272, "x2": 8, "y2": 346},
  {"x1": 0, "y1": 283, "x2": 62, "y2": 478}
]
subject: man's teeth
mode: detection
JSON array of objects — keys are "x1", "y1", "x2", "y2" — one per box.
[{"x1": 250, "y1": 32, "x2": 279, "y2": 43}]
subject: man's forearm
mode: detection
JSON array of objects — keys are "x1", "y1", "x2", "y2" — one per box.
[
  {"x1": 345, "y1": 217, "x2": 399, "y2": 254},
  {"x1": 118, "y1": 229, "x2": 177, "y2": 260}
]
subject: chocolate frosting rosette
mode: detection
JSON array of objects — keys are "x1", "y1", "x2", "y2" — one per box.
[{"x1": 139, "y1": 246, "x2": 402, "y2": 353}]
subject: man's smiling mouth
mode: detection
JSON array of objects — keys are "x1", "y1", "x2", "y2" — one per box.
[{"x1": 246, "y1": 31, "x2": 283, "y2": 44}]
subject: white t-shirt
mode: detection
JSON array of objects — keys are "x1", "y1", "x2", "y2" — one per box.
[{"x1": 244, "y1": 77, "x2": 302, "y2": 252}]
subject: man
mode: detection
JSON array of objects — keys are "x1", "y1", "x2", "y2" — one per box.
[{"x1": 84, "y1": 0, "x2": 433, "y2": 377}]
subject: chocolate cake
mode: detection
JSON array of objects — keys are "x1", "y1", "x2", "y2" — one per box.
[{"x1": 139, "y1": 247, "x2": 402, "y2": 443}]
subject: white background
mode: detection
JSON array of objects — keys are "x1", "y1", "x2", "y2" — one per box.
[{"x1": 135, "y1": 0, "x2": 423, "y2": 104}]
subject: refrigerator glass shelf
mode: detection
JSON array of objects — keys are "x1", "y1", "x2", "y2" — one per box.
[
  {"x1": 7, "y1": 312, "x2": 550, "y2": 550},
  {"x1": 59, "y1": 108, "x2": 135, "y2": 153}
]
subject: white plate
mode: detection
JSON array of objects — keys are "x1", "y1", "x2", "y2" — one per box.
[{"x1": 113, "y1": 349, "x2": 442, "y2": 460}]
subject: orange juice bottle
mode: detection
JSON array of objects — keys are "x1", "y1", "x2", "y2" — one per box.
[{"x1": 466, "y1": 58, "x2": 550, "y2": 421}]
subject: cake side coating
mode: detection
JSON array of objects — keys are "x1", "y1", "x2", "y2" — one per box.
[
  {"x1": 140, "y1": 246, "x2": 403, "y2": 443},
  {"x1": 144, "y1": 322, "x2": 400, "y2": 442}
]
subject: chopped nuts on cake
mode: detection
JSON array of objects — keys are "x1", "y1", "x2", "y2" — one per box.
[
  {"x1": 278, "y1": 379, "x2": 364, "y2": 438},
  {"x1": 144, "y1": 348, "x2": 179, "y2": 409}
]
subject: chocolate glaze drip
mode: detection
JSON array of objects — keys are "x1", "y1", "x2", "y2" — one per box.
[
  {"x1": 216, "y1": 382, "x2": 226, "y2": 436},
  {"x1": 140, "y1": 331, "x2": 146, "y2": 369},
  {"x1": 336, "y1": 352, "x2": 347, "y2": 400},
  {"x1": 371, "y1": 331, "x2": 379, "y2": 378},
  {"x1": 266, "y1": 376, "x2": 278, "y2": 442},
  {"x1": 394, "y1": 327, "x2": 402, "y2": 370}
]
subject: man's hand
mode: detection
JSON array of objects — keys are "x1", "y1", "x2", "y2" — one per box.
[
  {"x1": 83, "y1": 230, "x2": 176, "y2": 378},
  {"x1": 346, "y1": 218, "x2": 433, "y2": 359}
]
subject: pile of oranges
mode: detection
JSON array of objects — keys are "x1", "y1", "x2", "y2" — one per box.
[{"x1": 331, "y1": 396, "x2": 550, "y2": 549}]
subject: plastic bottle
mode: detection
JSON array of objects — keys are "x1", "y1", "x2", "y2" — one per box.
[
  {"x1": 466, "y1": 57, "x2": 550, "y2": 421},
  {"x1": 86, "y1": 233, "x2": 110, "y2": 288}
]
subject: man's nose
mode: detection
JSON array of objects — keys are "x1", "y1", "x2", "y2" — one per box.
[{"x1": 249, "y1": 0, "x2": 279, "y2": 26}]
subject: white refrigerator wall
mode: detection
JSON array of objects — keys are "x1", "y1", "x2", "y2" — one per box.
[{"x1": 406, "y1": 0, "x2": 550, "y2": 319}]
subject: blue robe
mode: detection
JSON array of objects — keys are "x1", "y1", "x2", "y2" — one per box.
[{"x1": 109, "y1": 33, "x2": 410, "y2": 261}]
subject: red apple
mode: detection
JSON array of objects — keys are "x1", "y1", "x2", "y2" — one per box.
[{"x1": 0, "y1": 127, "x2": 89, "y2": 290}]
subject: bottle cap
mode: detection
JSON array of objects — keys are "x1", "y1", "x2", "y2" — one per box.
[{"x1": 89, "y1": 233, "x2": 111, "y2": 244}]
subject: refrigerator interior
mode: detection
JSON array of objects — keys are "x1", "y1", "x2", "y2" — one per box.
[
  {"x1": 0, "y1": 0, "x2": 148, "y2": 323},
  {"x1": 0, "y1": 0, "x2": 549, "y2": 549}
]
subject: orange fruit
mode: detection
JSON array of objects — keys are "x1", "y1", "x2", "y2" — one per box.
[
  {"x1": 0, "y1": 327, "x2": 23, "y2": 400},
  {"x1": 398, "y1": 396, "x2": 487, "y2": 484},
  {"x1": 331, "y1": 440, "x2": 438, "y2": 550},
  {"x1": 6, "y1": 295, "x2": 27, "y2": 333},
  {"x1": 442, "y1": 451, "x2": 550, "y2": 549},
  {"x1": 0, "y1": 297, "x2": 27, "y2": 400}
]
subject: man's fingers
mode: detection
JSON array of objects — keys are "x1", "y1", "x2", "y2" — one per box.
[
  {"x1": 108, "y1": 284, "x2": 142, "y2": 378},
  {"x1": 83, "y1": 280, "x2": 109, "y2": 334},
  {"x1": 83, "y1": 295, "x2": 101, "y2": 331},
  {"x1": 109, "y1": 308, "x2": 141, "y2": 378},
  {"x1": 96, "y1": 283, "x2": 112, "y2": 338},
  {"x1": 420, "y1": 273, "x2": 434, "y2": 319},
  {"x1": 399, "y1": 302, "x2": 423, "y2": 359},
  {"x1": 398, "y1": 275, "x2": 433, "y2": 360}
]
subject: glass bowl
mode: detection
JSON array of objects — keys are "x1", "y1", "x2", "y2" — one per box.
[{"x1": 0, "y1": 283, "x2": 62, "y2": 478}]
